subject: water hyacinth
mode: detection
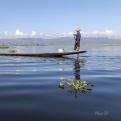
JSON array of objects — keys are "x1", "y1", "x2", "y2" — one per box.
[
  {"x1": 9, "y1": 46, "x2": 17, "y2": 53},
  {"x1": 58, "y1": 77, "x2": 94, "y2": 94},
  {"x1": 58, "y1": 77, "x2": 65, "y2": 89},
  {"x1": 0, "y1": 45, "x2": 9, "y2": 48}
]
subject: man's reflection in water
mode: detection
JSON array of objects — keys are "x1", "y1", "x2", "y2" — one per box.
[
  {"x1": 74, "y1": 56, "x2": 81, "y2": 80},
  {"x1": 73, "y1": 55, "x2": 86, "y2": 81},
  {"x1": 71, "y1": 55, "x2": 86, "y2": 98},
  {"x1": 58, "y1": 56, "x2": 93, "y2": 98}
]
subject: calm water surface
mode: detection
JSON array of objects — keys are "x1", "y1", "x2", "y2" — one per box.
[{"x1": 0, "y1": 46, "x2": 121, "y2": 121}]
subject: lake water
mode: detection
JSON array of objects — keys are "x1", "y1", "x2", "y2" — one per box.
[{"x1": 0, "y1": 45, "x2": 121, "y2": 121}]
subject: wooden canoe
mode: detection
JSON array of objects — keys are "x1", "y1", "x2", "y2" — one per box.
[{"x1": 0, "y1": 51, "x2": 86, "y2": 57}]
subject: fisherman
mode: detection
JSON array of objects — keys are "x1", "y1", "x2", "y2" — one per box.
[{"x1": 74, "y1": 28, "x2": 81, "y2": 51}]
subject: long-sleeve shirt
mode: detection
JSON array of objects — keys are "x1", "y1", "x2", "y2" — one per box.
[{"x1": 74, "y1": 32, "x2": 81, "y2": 42}]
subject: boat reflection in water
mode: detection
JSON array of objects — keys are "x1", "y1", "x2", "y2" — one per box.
[{"x1": 58, "y1": 56, "x2": 94, "y2": 98}]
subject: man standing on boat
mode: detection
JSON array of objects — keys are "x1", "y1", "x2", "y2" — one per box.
[{"x1": 74, "y1": 28, "x2": 81, "y2": 51}]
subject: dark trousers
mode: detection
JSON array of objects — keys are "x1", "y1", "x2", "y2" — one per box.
[{"x1": 74, "y1": 40, "x2": 80, "y2": 50}]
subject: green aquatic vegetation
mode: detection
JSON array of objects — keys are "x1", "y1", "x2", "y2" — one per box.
[
  {"x1": 110, "y1": 44, "x2": 121, "y2": 46},
  {"x1": 67, "y1": 79, "x2": 93, "y2": 90},
  {"x1": 104, "y1": 44, "x2": 121, "y2": 46},
  {"x1": 0, "y1": 45, "x2": 17, "y2": 52},
  {"x1": 59, "y1": 77, "x2": 64, "y2": 81},
  {"x1": 9, "y1": 50, "x2": 16, "y2": 53},
  {"x1": 9, "y1": 46, "x2": 17, "y2": 53},
  {"x1": 58, "y1": 77, "x2": 65, "y2": 89},
  {"x1": 0, "y1": 45, "x2": 9, "y2": 48},
  {"x1": 58, "y1": 77, "x2": 94, "y2": 94}
]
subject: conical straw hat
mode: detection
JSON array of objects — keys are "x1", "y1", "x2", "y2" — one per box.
[{"x1": 75, "y1": 27, "x2": 81, "y2": 31}]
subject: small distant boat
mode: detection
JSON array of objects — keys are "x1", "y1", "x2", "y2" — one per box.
[{"x1": 0, "y1": 51, "x2": 86, "y2": 57}]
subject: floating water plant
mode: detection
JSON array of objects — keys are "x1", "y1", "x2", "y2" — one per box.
[
  {"x1": 0, "y1": 45, "x2": 9, "y2": 48},
  {"x1": 109, "y1": 44, "x2": 121, "y2": 46},
  {"x1": 58, "y1": 77, "x2": 64, "y2": 89},
  {"x1": 9, "y1": 50, "x2": 16, "y2": 53},
  {"x1": 9, "y1": 46, "x2": 16, "y2": 53},
  {"x1": 58, "y1": 77, "x2": 94, "y2": 94}
]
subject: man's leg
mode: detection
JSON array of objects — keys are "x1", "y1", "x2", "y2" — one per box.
[{"x1": 74, "y1": 42, "x2": 77, "y2": 50}]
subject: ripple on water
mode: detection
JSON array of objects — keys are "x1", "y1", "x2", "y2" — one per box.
[{"x1": 0, "y1": 46, "x2": 121, "y2": 121}]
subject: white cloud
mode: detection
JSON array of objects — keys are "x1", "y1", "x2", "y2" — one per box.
[
  {"x1": 61, "y1": 32, "x2": 73, "y2": 37},
  {"x1": 52, "y1": 32, "x2": 73, "y2": 38},
  {"x1": 39, "y1": 32, "x2": 43, "y2": 36},
  {"x1": 105, "y1": 30, "x2": 113, "y2": 34},
  {"x1": 82, "y1": 30, "x2": 118, "y2": 38},
  {"x1": 0, "y1": 29, "x2": 121, "y2": 39},
  {"x1": 32, "y1": 31, "x2": 37, "y2": 36},
  {"x1": 15, "y1": 29, "x2": 26, "y2": 36},
  {"x1": 4, "y1": 31, "x2": 9, "y2": 36}
]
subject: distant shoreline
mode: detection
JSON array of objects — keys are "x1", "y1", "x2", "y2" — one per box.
[{"x1": 0, "y1": 37, "x2": 121, "y2": 46}]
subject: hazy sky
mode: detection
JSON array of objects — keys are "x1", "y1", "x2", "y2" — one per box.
[{"x1": 0, "y1": 0, "x2": 120, "y2": 33}]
